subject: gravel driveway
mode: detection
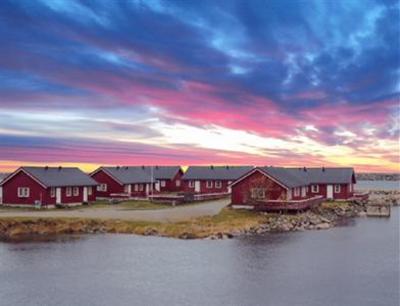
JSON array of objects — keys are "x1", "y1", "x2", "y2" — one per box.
[{"x1": 0, "y1": 198, "x2": 230, "y2": 222}]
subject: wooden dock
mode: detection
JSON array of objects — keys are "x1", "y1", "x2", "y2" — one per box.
[{"x1": 366, "y1": 204, "x2": 391, "y2": 217}]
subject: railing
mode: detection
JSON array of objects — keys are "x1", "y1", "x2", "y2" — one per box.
[{"x1": 254, "y1": 196, "x2": 324, "y2": 212}]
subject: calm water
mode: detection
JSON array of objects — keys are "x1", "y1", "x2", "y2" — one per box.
[
  {"x1": 0, "y1": 209, "x2": 398, "y2": 306},
  {"x1": 355, "y1": 180, "x2": 400, "y2": 191}
]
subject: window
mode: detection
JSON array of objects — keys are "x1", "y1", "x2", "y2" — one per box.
[
  {"x1": 206, "y1": 180, "x2": 213, "y2": 188},
  {"x1": 139, "y1": 184, "x2": 144, "y2": 191},
  {"x1": 160, "y1": 180, "x2": 166, "y2": 187},
  {"x1": 188, "y1": 181, "x2": 195, "y2": 188},
  {"x1": 17, "y1": 187, "x2": 29, "y2": 198},
  {"x1": 175, "y1": 180, "x2": 181, "y2": 187},
  {"x1": 334, "y1": 184, "x2": 341, "y2": 193},
  {"x1": 301, "y1": 186, "x2": 306, "y2": 197},
  {"x1": 311, "y1": 184, "x2": 319, "y2": 193},
  {"x1": 73, "y1": 187, "x2": 79, "y2": 196},
  {"x1": 251, "y1": 188, "x2": 265, "y2": 200},
  {"x1": 294, "y1": 187, "x2": 300, "y2": 197},
  {"x1": 97, "y1": 184, "x2": 107, "y2": 192},
  {"x1": 124, "y1": 185, "x2": 130, "y2": 193},
  {"x1": 66, "y1": 187, "x2": 72, "y2": 197},
  {"x1": 134, "y1": 184, "x2": 138, "y2": 192},
  {"x1": 50, "y1": 187, "x2": 55, "y2": 198},
  {"x1": 88, "y1": 187, "x2": 92, "y2": 195},
  {"x1": 215, "y1": 180, "x2": 222, "y2": 189}
]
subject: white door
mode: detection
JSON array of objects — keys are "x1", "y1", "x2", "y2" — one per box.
[
  {"x1": 83, "y1": 187, "x2": 88, "y2": 202},
  {"x1": 145, "y1": 183, "x2": 150, "y2": 195},
  {"x1": 194, "y1": 180, "x2": 201, "y2": 193},
  {"x1": 327, "y1": 185, "x2": 333, "y2": 199},
  {"x1": 0, "y1": 186, "x2": 2, "y2": 204},
  {"x1": 56, "y1": 187, "x2": 62, "y2": 204},
  {"x1": 155, "y1": 181, "x2": 160, "y2": 192}
]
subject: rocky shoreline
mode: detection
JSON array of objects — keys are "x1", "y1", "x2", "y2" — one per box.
[{"x1": 0, "y1": 190, "x2": 397, "y2": 241}]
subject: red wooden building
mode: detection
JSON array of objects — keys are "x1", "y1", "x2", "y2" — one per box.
[
  {"x1": 0, "y1": 167, "x2": 97, "y2": 208},
  {"x1": 90, "y1": 166, "x2": 183, "y2": 198},
  {"x1": 230, "y1": 167, "x2": 357, "y2": 210},
  {"x1": 182, "y1": 166, "x2": 253, "y2": 194}
]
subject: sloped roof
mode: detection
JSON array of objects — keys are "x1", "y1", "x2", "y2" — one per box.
[
  {"x1": 0, "y1": 173, "x2": 9, "y2": 183},
  {"x1": 100, "y1": 166, "x2": 181, "y2": 184},
  {"x1": 286, "y1": 167, "x2": 355, "y2": 184},
  {"x1": 255, "y1": 167, "x2": 355, "y2": 188},
  {"x1": 152, "y1": 166, "x2": 182, "y2": 179},
  {"x1": 1, "y1": 167, "x2": 98, "y2": 187},
  {"x1": 183, "y1": 166, "x2": 254, "y2": 180}
]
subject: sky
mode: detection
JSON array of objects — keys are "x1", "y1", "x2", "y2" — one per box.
[{"x1": 0, "y1": 0, "x2": 399, "y2": 173}]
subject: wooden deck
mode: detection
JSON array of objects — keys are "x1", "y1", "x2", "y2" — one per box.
[{"x1": 253, "y1": 196, "x2": 325, "y2": 212}]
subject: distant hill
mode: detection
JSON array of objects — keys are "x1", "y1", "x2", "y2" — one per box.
[{"x1": 356, "y1": 173, "x2": 400, "y2": 181}]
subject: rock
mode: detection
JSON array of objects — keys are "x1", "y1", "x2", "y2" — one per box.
[{"x1": 315, "y1": 222, "x2": 331, "y2": 230}]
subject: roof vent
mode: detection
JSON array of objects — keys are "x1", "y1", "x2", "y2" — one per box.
[
  {"x1": 210, "y1": 165, "x2": 214, "y2": 170},
  {"x1": 303, "y1": 167, "x2": 307, "y2": 172},
  {"x1": 322, "y1": 166, "x2": 325, "y2": 172},
  {"x1": 125, "y1": 166, "x2": 128, "y2": 170},
  {"x1": 155, "y1": 165, "x2": 159, "y2": 170},
  {"x1": 226, "y1": 165, "x2": 229, "y2": 169},
  {"x1": 45, "y1": 166, "x2": 48, "y2": 170},
  {"x1": 116, "y1": 166, "x2": 120, "y2": 170},
  {"x1": 58, "y1": 166, "x2": 62, "y2": 171},
  {"x1": 142, "y1": 165, "x2": 145, "y2": 169}
]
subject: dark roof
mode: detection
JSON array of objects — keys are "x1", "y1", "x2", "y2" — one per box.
[
  {"x1": 152, "y1": 166, "x2": 182, "y2": 179},
  {"x1": 7, "y1": 167, "x2": 98, "y2": 187},
  {"x1": 183, "y1": 166, "x2": 253, "y2": 180},
  {"x1": 0, "y1": 173, "x2": 9, "y2": 183},
  {"x1": 258, "y1": 167, "x2": 355, "y2": 188},
  {"x1": 102, "y1": 167, "x2": 153, "y2": 184}
]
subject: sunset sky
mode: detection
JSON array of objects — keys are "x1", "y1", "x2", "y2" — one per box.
[{"x1": 0, "y1": 0, "x2": 399, "y2": 173}]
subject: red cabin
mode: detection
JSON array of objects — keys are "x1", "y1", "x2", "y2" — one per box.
[
  {"x1": 0, "y1": 167, "x2": 97, "y2": 208},
  {"x1": 182, "y1": 166, "x2": 253, "y2": 194},
  {"x1": 90, "y1": 166, "x2": 183, "y2": 198},
  {"x1": 231, "y1": 167, "x2": 357, "y2": 210}
]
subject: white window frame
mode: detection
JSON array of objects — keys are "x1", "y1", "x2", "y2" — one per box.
[
  {"x1": 88, "y1": 187, "x2": 92, "y2": 195},
  {"x1": 311, "y1": 184, "x2": 319, "y2": 193},
  {"x1": 334, "y1": 184, "x2": 341, "y2": 193},
  {"x1": 175, "y1": 180, "x2": 181, "y2": 187},
  {"x1": 206, "y1": 180, "x2": 213, "y2": 188},
  {"x1": 160, "y1": 180, "x2": 166, "y2": 187},
  {"x1": 294, "y1": 187, "x2": 300, "y2": 197},
  {"x1": 139, "y1": 184, "x2": 144, "y2": 191},
  {"x1": 188, "y1": 181, "x2": 195, "y2": 188},
  {"x1": 215, "y1": 180, "x2": 222, "y2": 189},
  {"x1": 17, "y1": 187, "x2": 30, "y2": 198},
  {"x1": 97, "y1": 184, "x2": 107, "y2": 192},
  {"x1": 73, "y1": 187, "x2": 79, "y2": 196},
  {"x1": 50, "y1": 187, "x2": 56, "y2": 198},
  {"x1": 66, "y1": 187, "x2": 72, "y2": 197},
  {"x1": 251, "y1": 188, "x2": 265, "y2": 200}
]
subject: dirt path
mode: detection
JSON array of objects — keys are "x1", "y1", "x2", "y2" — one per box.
[{"x1": 0, "y1": 199, "x2": 230, "y2": 222}]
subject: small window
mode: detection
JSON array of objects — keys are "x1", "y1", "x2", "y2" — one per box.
[
  {"x1": 97, "y1": 184, "x2": 107, "y2": 192},
  {"x1": 215, "y1": 180, "x2": 222, "y2": 188},
  {"x1": 124, "y1": 185, "x2": 129, "y2": 193},
  {"x1": 176, "y1": 180, "x2": 181, "y2": 187},
  {"x1": 160, "y1": 180, "x2": 166, "y2": 187},
  {"x1": 73, "y1": 187, "x2": 79, "y2": 196},
  {"x1": 134, "y1": 184, "x2": 138, "y2": 192},
  {"x1": 66, "y1": 187, "x2": 72, "y2": 197},
  {"x1": 311, "y1": 184, "x2": 319, "y2": 193},
  {"x1": 88, "y1": 187, "x2": 92, "y2": 195},
  {"x1": 294, "y1": 187, "x2": 300, "y2": 197},
  {"x1": 251, "y1": 188, "x2": 265, "y2": 200},
  {"x1": 334, "y1": 184, "x2": 341, "y2": 193},
  {"x1": 17, "y1": 187, "x2": 30, "y2": 198},
  {"x1": 188, "y1": 181, "x2": 195, "y2": 188},
  {"x1": 50, "y1": 187, "x2": 55, "y2": 198},
  {"x1": 206, "y1": 180, "x2": 213, "y2": 188},
  {"x1": 139, "y1": 184, "x2": 144, "y2": 191}
]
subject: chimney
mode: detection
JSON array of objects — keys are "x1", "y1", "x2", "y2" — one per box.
[
  {"x1": 322, "y1": 166, "x2": 325, "y2": 172},
  {"x1": 210, "y1": 165, "x2": 214, "y2": 170},
  {"x1": 226, "y1": 165, "x2": 229, "y2": 169},
  {"x1": 142, "y1": 165, "x2": 145, "y2": 169},
  {"x1": 303, "y1": 167, "x2": 307, "y2": 172},
  {"x1": 58, "y1": 166, "x2": 62, "y2": 171},
  {"x1": 125, "y1": 166, "x2": 128, "y2": 170},
  {"x1": 156, "y1": 165, "x2": 159, "y2": 170},
  {"x1": 116, "y1": 166, "x2": 120, "y2": 170},
  {"x1": 45, "y1": 166, "x2": 48, "y2": 170}
]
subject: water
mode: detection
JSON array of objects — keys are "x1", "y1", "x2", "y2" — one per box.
[
  {"x1": 355, "y1": 180, "x2": 399, "y2": 191},
  {"x1": 0, "y1": 209, "x2": 398, "y2": 306}
]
